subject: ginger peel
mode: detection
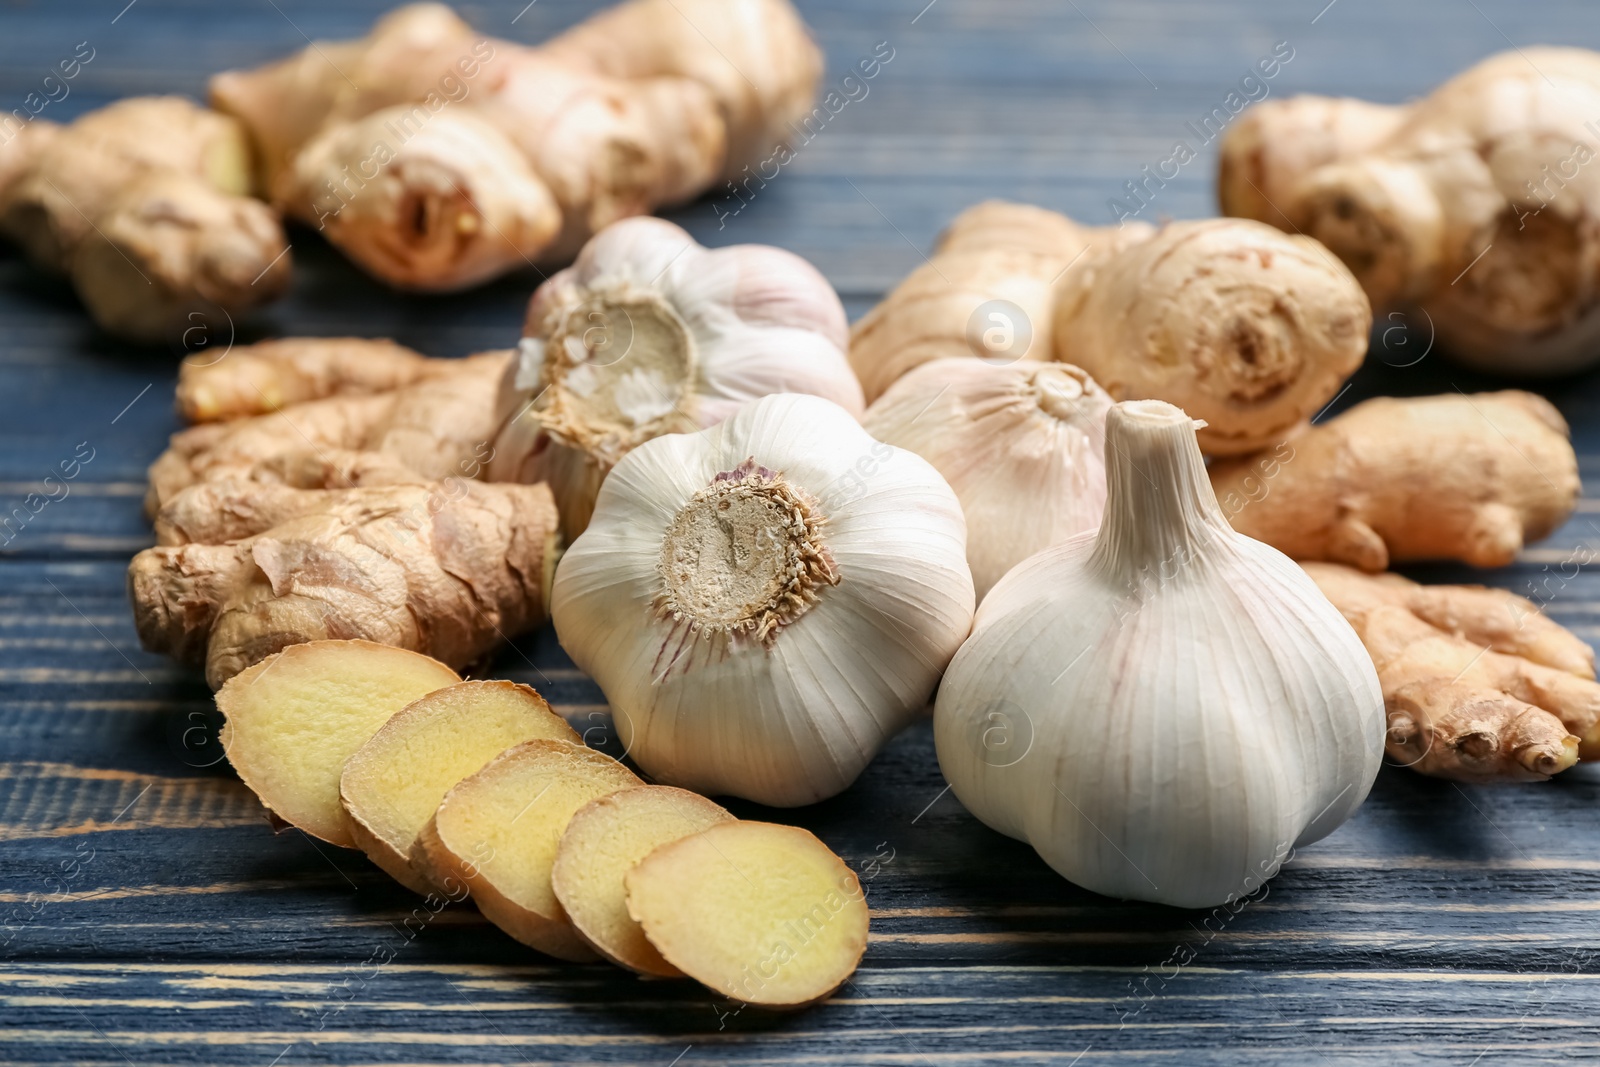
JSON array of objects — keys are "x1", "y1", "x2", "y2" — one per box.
[
  {"x1": 851, "y1": 202, "x2": 1370, "y2": 455},
  {"x1": 1307, "y1": 563, "x2": 1598, "y2": 781},
  {"x1": 130, "y1": 480, "x2": 560, "y2": 688},
  {"x1": 209, "y1": 0, "x2": 821, "y2": 289},
  {"x1": 1219, "y1": 48, "x2": 1600, "y2": 374},
  {"x1": 0, "y1": 96, "x2": 289, "y2": 342},
  {"x1": 1210, "y1": 391, "x2": 1579, "y2": 572}
]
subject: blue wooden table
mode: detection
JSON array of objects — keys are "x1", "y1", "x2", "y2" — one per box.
[{"x1": 5, "y1": 1, "x2": 1600, "y2": 1063}]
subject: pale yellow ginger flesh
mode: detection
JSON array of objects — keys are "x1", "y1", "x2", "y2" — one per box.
[
  {"x1": 215, "y1": 640, "x2": 461, "y2": 846},
  {"x1": 550, "y1": 786, "x2": 733, "y2": 976},
  {"x1": 626, "y1": 821, "x2": 868, "y2": 1008},
  {"x1": 1210, "y1": 391, "x2": 1579, "y2": 572},
  {"x1": 339, "y1": 681, "x2": 579, "y2": 894},
  {"x1": 1307, "y1": 563, "x2": 1600, "y2": 782},
  {"x1": 177, "y1": 338, "x2": 440, "y2": 423},
  {"x1": 418, "y1": 739, "x2": 640, "y2": 961}
]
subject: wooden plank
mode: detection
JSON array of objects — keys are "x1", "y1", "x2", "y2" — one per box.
[{"x1": 6, "y1": 0, "x2": 1600, "y2": 1062}]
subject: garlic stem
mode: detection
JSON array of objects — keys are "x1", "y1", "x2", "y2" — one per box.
[{"x1": 1089, "y1": 400, "x2": 1224, "y2": 586}]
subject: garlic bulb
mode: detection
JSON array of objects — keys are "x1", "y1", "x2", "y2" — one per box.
[
  {"x1": 934, "y1": 400, "x2": 1383, "y2": 908},
  {"x1": 552, "y1": 392, "x2": 975, "y2": 807},
  {"x1": 864, "y1": 359, "x2": 1111, "y2": 601},
  {"x1": 490, "y1": 217, "x2": 862, "y2": 539}
]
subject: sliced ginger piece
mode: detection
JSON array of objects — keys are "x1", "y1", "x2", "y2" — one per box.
[
  {"x1": 625, "y1": 821, "x2": 868, "y2": 1007},
  {"x1": 215, "y1": 639, "x2": 461, "y2": 847},
  {"x1": 551, "y1": 786, "x2": 734, "y2": 976},
  {"x1": 418, "y1": 739, "x2": 640, "y2": 961},
  {"x1": 340, "y1": 681, "x2": 579, "y2": 894}
]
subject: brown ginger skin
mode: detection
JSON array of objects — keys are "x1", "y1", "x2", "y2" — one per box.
[
  {"x1": 1210, "y1": 391, "x2": 1579, "y2": 571},
  {"x1": 1219, "y1": 49, "x2": 1600, "y2": 375},
  {"x1": 129, "y1": 480, "x2": 559, "y2": 689},
  {"x1": 1306, "y1": 563, "x2": 1599, "y2": 781},
  {"x1": 1218, "y1": 95, "x2": 1408, "y2": 227},
  {"x1": 848, "y1": 200, "x2": 1153, "y2": 403},
  {"x1": 145, "y1": 350, "x2": 509, "y2": 515},
  {"x1": 177, "y1": 337, "x2": 440, "y2": 422},
  {"x1": 0, "y1": 97, "x2": 290, "y2": 342},
  {"x1": 210, "y1": 0, "x2": 820, "y2": 289},
  {"x1": 1053, "y1": 218, "x2": 1371, "y2": 455},
  {"x1": 851, "y1": 205, "x2": 1370, "y2": 455}
]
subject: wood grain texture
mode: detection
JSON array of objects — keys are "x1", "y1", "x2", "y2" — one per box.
[{"x1": 4, "y1": 0, "x2": 1600, "y2": 1063}]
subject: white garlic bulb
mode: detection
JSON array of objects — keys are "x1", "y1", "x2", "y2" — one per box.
[
  {"x1": 865, "y1": 359, "x2": 1111, "y2": 601},
  {"x1": 490, "y1": 217, "x2": 863, "y2": 539},
  {"x1": 934, "y1": 400, "x2": 1383, "y2": 908},
  {"x1": 553, "y1": 392, "x2": 975, "y2": 807}
]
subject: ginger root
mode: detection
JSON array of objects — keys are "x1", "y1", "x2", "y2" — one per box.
[
  {"x1": 215, "y1": 640, "x2": 462, "y2": 845},
  {"x1": 1217, "y1": 95, "x2": 1408, "y2": 230},
  {"x1": 1218, "y1": 49, "x2": 1600, "y2": 375},
  {"x1": 848, "y1": 200, "x2": 1151, "y2": 403},
  {"x1": 0, "y1": 97, "x2": 290, "y2": 342},
  {"x1": 1306, "y1": 563, "x2": 1600, "y2": 781},
  {"x1": 209, "y1": 0, "x2": 820, "y2": 289},
  {"x1": 146, "y1": 348, "x2": 507, "y2": 515},
  {"x1": 1054, "y1": 218, "x2": 1370, "y2": 455},
  {"x1": 129, "y1": 479, "x2": 560, "y2": 688},
  {"x1": 1209, "y1": 391, "x2": 1579, "y2": 571},
  {"x1": 850, "y1": 202, "x2": 1370, "y2": 454},
  {"x1": 177, "y1": 337, "x2": 440, "y2": 423}
]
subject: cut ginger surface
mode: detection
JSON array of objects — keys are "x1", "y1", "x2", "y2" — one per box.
[
  {"x1": 340, "y1": 680, "x2": 579, "y2": 893},
  {"x1": 418, "y1": 739, "x2": 640, "y2": 961},
  {"x1": 551, "y1": 786, "x2": 733, "y2": 976},
  {"x1": 625, "y1": 821, "x2": 869, "y2": 1007},
  {"x1": 215, "y1": 640, "x2": 461, "y2": 847}
]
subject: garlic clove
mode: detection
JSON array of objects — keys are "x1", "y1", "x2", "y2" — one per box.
[
  {"x1": 865, "y1": 359, "x2": 1111, "y2": 601},
  {"x1": 553, "y1": 393, "x2": 974, "y2": 807},
  {"x1": 934, "y1": 399, "x2": 1384, "y2": 908}
]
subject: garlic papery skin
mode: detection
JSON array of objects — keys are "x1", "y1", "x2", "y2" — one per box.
[
  {"x1": 864, "y1": 359, "x2": 1112, "y2": 602},
  {"x1": 490, "y1": 217, "x2": 862, "y2": 540},
  {"x1": 933, "y1": 400, "x2": 1384, "y2": 908},
  {"x1": 552, "y1": 393, "x2": 975, "y2": 807}
]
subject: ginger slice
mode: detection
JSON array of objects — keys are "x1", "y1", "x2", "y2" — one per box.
[
  {"x1": 551, "y1": 786, "x2": 733, "y2": 976},
  {"x1": 340, "y1": 681, "x2": 579, "y2": 894},
  {"x1": 625, "y1": 821, "x2": 868, "y2": 1007},
  {"x1": 417, "y1": 739, "x2": 640, "y2": 961},
  {"x1": 215, "y1": 640, "x2": 461, "y2": 846}
]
